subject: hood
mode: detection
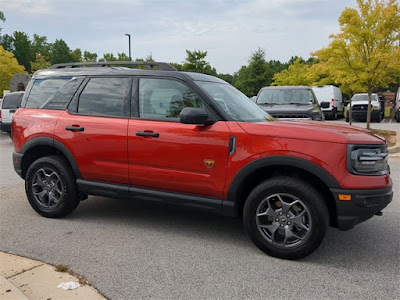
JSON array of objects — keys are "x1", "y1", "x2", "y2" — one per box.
[
  {"x1": 349, "y1": 100, "x2": 380, "y2": 107},
  {"x1": 238, "y1": 120, "x2": 386, "y2": 145}
]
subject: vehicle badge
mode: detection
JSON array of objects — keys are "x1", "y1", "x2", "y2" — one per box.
[{"x1": 204, "y1": 159, "x2": 215, "y2": 168}]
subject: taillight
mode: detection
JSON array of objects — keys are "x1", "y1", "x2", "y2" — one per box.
[
  {"x1": 331, "y1": 98, "x2": 335, "y2": 108},
  {"x1": 0, "y1": 109, "x2": 2, "y2": 121}
]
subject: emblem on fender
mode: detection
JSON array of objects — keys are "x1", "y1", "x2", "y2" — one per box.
[{"x1": 204, "y1": 159, "x2": 215, "y2": 168}]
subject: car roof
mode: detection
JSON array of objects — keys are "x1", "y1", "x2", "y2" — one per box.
[{"x1": 32, "y1": 65, "x2": 226, "y2": 84}]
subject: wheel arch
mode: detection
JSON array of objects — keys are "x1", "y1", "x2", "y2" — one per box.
[
  {"x1": 19, "y1": 137, "x2": 81, "y2": 179},
  {"x1": 224, "y1": 156, "x2": 341, "y2": 227}
]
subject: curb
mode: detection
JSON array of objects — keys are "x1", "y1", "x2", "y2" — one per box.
[
  {"x1": 0, "y1": 251, "x2": 106, "y2": 300},
  {"x1": 388, "y1": 131, "x2": 400, "y2": 157}
]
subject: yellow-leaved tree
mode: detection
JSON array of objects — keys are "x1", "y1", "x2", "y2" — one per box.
[
  {"x1": 272, "y1": 58, "x2": 318, "y2": 86},
  {"x1": 0, "y1": 46, "x2": 25, "y2": 96},
  {"x1": 312, "y1": 0, "x2": 400, "y2": 129}
]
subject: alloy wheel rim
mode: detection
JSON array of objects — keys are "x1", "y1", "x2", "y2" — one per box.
[
  {"x1": 256, "y1": 193, "x2": 312, "y2": 248},
  {"x1": 32, "y1": 167, "x2": 63, "y2": 209}
]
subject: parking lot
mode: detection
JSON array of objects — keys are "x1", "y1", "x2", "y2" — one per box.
[{"x1": 0, "y1": 128, "x2": 399, "y2": 300}]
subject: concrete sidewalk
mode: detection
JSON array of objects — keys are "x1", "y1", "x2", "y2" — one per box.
[
  {"x1": 0, "y1": 252, "x2": 106, "y2": 300},
  {"x1": 388, "y1": 131, "x2": 400, "y2": 158}
]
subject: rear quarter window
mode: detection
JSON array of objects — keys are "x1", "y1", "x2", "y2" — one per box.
[
  {"x1": 25, "y1": 78, "x2": 72, "y2": 108},
  {"x1": 2, "y1": 93, "x2": 24, "y2": 109}
]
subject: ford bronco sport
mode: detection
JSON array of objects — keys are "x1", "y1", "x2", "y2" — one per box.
[{"x1": 12, "y1": 62, "x2": 393, "y2": 260}]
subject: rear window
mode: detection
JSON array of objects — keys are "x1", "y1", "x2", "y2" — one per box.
[
  {"x1": 2, "y1": 93, "x2": 24, "y2": 109},
  {"x1": 25, "y1": 78, "x2": 71, "y2": 108},
  {"x1": 352, "y1": 94, "x2": 378, "y2": 101}
]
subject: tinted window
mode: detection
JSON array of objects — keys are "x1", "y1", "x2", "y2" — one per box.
[
  {"x1": 78, "y1": 77, "x2": 130, "y2": 117},
  {"x1": 139, "y1": 78, "x2": 203, "y2": 121},
  {"x1": 25, "y1": 78, "x2": 71, "y2": 108},
  {"x1": 352, "y1": 94, "x2": 379, "y2": 101},
  {"x1": 2, "y1": 93, "x2": 24, "y2": 109},
  {"x1": 257, "y1": 89, "x2": 316, "y2": 105},
  {"x1": 41, "y1": 77, "x2": 84, "y2": 110},
  {"x1": 197, "y1": 81, "x2": 273, "y2": 122}
]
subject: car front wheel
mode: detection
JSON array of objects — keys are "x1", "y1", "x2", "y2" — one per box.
[
  {"x1": 243, "y1": 177, "x2": 328, "y2": 260},
  {"x1": 25, "y1": 156, "x2": 79, "y2": 218}
]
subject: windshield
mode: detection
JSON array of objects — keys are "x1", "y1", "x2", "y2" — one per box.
[
  {"x1": 196, "y1": 81, "x2": 273, "y2": 122},
  {"x1": 352, "y1": 94, "x2": 379, "y2": 101},
  {"x1": 257, "y1": 89, "x2": 316, "y2": 105}
]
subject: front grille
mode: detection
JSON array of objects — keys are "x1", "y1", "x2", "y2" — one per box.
[{"x1": 352, "y1": 105, "x2": 368, "y2": 111}]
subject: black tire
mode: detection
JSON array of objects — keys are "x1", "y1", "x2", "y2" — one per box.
[
  {"x1": 397, "y1": 114, "x2": 400, "y2": 123},
  {"x1": 25, "y1": 156, "x2": 79, "y2": 218},
  {"x1": 345, "y1": 115, "x2": 349, "y2": 122},
  {"x1": 243, "y1": 177, "x2": 328, "y2": 260},
  {"x1": 333, "y1": 112, "x2": 338, "y2": 120}
]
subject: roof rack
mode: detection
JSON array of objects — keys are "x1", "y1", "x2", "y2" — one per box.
[{"x1": 49, "y1": 61, "x2": 177, "y2": 71}]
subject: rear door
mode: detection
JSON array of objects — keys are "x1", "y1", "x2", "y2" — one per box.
[
  {"x1": 55, "y1": 77, "x2": 131, "y2": 184},
  {"x1": 127, "y1": 77, "x2": 231, "y2": 198}
]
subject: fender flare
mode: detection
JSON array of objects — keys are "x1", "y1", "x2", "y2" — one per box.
[
  {"x1": 223, "y1": 155, "x2": 341, "y2": 216},
  {"x1": 20, "y1": 137, "x2": 81, "y2": 178}
]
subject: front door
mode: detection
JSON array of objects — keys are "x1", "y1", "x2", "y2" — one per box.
[{"x1": 128, "y1": 77, "x2": 231, "y2": 198}]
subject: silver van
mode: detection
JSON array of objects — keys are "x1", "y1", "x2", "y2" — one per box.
[{"x1": 0, "y1": 91, "x2": 24, "y2": 135}]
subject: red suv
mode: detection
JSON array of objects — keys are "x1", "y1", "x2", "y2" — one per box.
[{"x1": 12, "y1": 62, "x2": 393, "y2": 259}]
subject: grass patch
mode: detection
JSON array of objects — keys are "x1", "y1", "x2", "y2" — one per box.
[
  {"x1": 55, "y1": 264, "x2": 70, "y2": 272},
  {"x1": 370, "y1": 129, "x2": 397, "y2": 147}
]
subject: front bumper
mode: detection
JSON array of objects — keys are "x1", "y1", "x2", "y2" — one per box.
[
  {"x1": 351, "y1": 109, "x2": 380, "y2": 120},
  {"x1": 330, "y1": 183, "x2": 393, "y2": 230},
  {"x1": 13, "y1": 152, "x2": 23, "y2": 178}
]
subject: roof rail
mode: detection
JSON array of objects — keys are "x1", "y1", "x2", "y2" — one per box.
[{"x1": 49, "y1": 61, "x2": 177, "y2": 71}]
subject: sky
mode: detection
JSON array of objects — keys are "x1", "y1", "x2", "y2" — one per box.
[{"x1": 0, "y1": 0, "x2": 358, "y2": 74}]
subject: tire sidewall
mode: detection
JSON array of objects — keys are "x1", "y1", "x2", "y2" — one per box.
[
  {"x1": 243, "y1": 177, "x2": 328, "y2": 260},
  {"x1": 25, "y1": 156, "x2": 78, "y2": 218}
]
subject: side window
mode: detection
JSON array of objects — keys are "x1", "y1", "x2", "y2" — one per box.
[
  {"x1": 41, "y1": 77, "x2": 84, "y2": 110},
  {"x1": 139, "y1": 78, "x2": 203, "y2": 121},
  {"x1": 25, "y1": 78, "x2": 71, "y2": 108},
  {"x1": 78, "y1": 77, "x2": 130, "y2": 117}
]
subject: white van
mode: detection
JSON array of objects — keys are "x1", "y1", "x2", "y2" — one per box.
[
  {"x1": 0, "y1": 91, "x2": 24, "y2": 135},
  {"x1": 395, "y1": 86, "x2": 400, "y2": 123},
  {"x1": 312, "y1": 85, "x2": 344, "y2": 119}
]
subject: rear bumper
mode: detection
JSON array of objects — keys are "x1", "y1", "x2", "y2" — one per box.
[
  {"x1": 330, "y1": 183, "x2": 393, "y2": 230},
  {"x1": 0, "y1": 121, "x2": 11, "y2": 133}
]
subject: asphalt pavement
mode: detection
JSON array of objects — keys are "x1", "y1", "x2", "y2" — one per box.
[{"x1": 0, "y1": 126, "x2": 399, "y2": 300}]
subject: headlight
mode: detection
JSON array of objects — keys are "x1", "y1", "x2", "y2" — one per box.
[{"x1": 347, "y1": 144, "x2": 389, "y2": 175}]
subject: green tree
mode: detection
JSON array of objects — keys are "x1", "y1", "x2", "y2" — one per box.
[
  {"x1": 181, "y1": 50, "x2": 217, "y2": 75},
  {"x1": 70, "y1": 48, "x2": 82, "y2": 62},
  {"x1": 0, "y1": 46, "x2": 25, "y2": 96},
  {"x1": 117, "y1": 52, "x2": 130, "y2": 61},
  {"x1": 234, "y1": 48, "x2": 279, "y2": 96},
  {"x1": 49, "y1": 39, "x2": 73, "y2": 65},
  {"x1": 0, "y1": 10, "x2": 5, "y2": 33},
  {"x1": 312, "y1": 0, "x2": 400, "y2": 129},
  {"x1": 9, "y1": 31, "x2": 34, "y2": 73},
  {"x1": 83, "y1": 50, "x2": 97, "y2": 62},
  {"x1": 32, "y1": 34, "x2": 50, "y2": 57},
  {"x1": 31, "y1": 53, "x2": 51, "y2": 72},
  {"x1": 99, "y1": 53, "x2": 117, "y2": 62}
]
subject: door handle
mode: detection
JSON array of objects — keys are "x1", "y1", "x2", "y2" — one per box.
[
  {"x1": 136, "y1": 131, "x2": 159, "y2": 138},
  {"x1": 65, "y1": 126, "x2": 84, "y2": 132}
]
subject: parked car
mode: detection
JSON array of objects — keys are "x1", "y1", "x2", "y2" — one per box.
[
  {"x1": 255, "y1": 86, "x2": 324, "y2": 121},
  {"x1": 12, "y1": 61, "x2": 392, "y2": 260},
  {"x1": 346, "y1": 93, "x2": 383, "y2": 122},
  {"x1": 0, "y1": 91, "x2": 24, "y2": 135},
  {"x1": 312, "y1": 85, "x2": 344, "y2": 119},
  {"x1": 395, "y1": 86, "x2": 400, "y2": 123}
]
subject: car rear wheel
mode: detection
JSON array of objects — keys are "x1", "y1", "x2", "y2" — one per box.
[
  {"x1": 243, "y1": 177, "x2": 328, "y2": 260},
  {"x1": 25, "y1": 156, "x2": 79, "y2": 218}
]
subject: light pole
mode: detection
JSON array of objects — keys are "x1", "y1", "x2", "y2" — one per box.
[{"x1": 124, "y1": 33, "x2": 131, "y2": 61}]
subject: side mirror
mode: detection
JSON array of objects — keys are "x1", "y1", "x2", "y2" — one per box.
[{"x1": 180, "y1": 107, "x2": 214, "y2": 125}]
